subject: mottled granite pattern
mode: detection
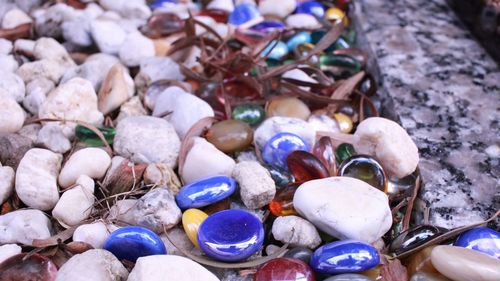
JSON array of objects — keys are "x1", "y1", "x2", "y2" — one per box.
[{"x1": 355, "y1": 0, "x2": 500, "y2": 228}]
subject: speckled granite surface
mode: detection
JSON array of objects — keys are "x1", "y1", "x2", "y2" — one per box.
[{"x1": 355, "y1": 0, "x2": 500, "y2": 229}]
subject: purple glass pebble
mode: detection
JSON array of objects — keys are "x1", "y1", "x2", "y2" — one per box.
[{"x1": 250, "y1": 20, "x2": 286, "y2": 33}]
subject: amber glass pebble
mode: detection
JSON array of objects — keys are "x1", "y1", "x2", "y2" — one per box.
[
  {"x1": 205, "y1": 120, "x2": 253, "y2": 153},
  {"x1": 338, "y1": 155, "x2": 388, "y2": 193},
  {"x1": 266, "y1": 97, "x2": 311, "y2": 120},
  {"x1": 287, "y1": 151, "x2": 329, "y2": 183},
  {"x1": 313, "y1": 136, "x2": 337, "y2": 176},
  {"x1": 269, "y1": 185, "x2": 299, "y2": 216}
]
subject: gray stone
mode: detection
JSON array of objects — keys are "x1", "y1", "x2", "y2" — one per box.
[
  {"x1": 0, "y1": 133, "x2": 33, "y2": 169},
  {"x1": 90, "y1": 19, "x2": 127, "y2": 55},
  {"x1": 0, "y1": 209, "x2": 52, "y2": 245},
  {"x1": 271, "y1": 215, "x2": 321, "y2": 249},
  {"x1": 232, "y1": 161, "x2": 275, "y2": 209}
]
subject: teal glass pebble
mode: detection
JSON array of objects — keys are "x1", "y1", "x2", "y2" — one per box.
[
  {"x1": 261, "y1": 40, "x2": 289, "y2": 60},
  {"x1": 320, "y1": 54, "x2": 362, "y2": 77},
  {"x1": 336, "y1": 143, "x2": 356, "y2": 163},
  {"x1": 232, "y1": 104, "x2": 266, "y2": 126},
  {"x1": 286, "y1": 32, "x2": 312, "y2": 51}
]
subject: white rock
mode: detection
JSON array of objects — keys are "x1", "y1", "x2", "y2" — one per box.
[
  {"x1": 0, "y1": 166, "x2": 15, "y2": 204},
  {"x1": 0, "y1": 244, "x2": 22, "y2": 263},
  {"x1": 13, "y1": 38, "x2": 35, "y2": 56},
  {"x1": 285, "y1": 14, "x2": 321, "y2": 29},
  {"x1": 61, "y1": 53, "x2": 120, "y2": 92},
  {"x1": 271, "y1": 215, "x2": 321, "y2": 249},
  {"x1": 254, "y1": 116, "x2": 316, "y2": 149},
  {"x1": 282, "y1": 69, "x2": 317, "y2": 91},
  {"x1": 293, "y1": 177, "x2": 392, "y2": 243},
  {"x1": 0, "y1": 38, "x2": 13, "y2": 55},
  {"x1": 56, "y1": 249, "x2": 129, "y2": 281},
  {"x1": 33, "y1": 3, "x2": 77, "y2": 38},
  {"x1": 354, "y1": 117, "x2": 419, "y2": 178},
  {"x1": 15, "y1": 148, "x2": 62, "y2": 210},
  {"x1": 90, "y1": 20, "x2": 127, "y2": 54},
  {"x1": 58, "y1": 147, "x2": 111, "y2": 188},
  {"x1": 62, "y1": 16, "x2": 93, "y2": 47},
  {"x1": 182, "y1": 137, "x2": 236, "y2": 184},
  {"x1": 152, "y1": 86, "x2": 214, "y2": 139},
  {"x1": 16, "y1": 59, "x2": 67, "y2": 83},
  {"x1": 259, "y1": 0, "x2": 295, "y2": 18},
  {"x1": 39, "y1": 77, "x2": 104, "y2": 137},
  {"x1": 0, "y1": 55, "x2": 19, "y2": 72},
  {"x1": 108, "y1": 199, "x2": 137, "y2": 224},
  {"x1": 128, "y1": 255, "x2": 219, "y2": 281},
  {"x1": 0, "y1": 209, "x2": 52, "y2": 245},
  {"x1": 0, "y1": 71, "x2": 25, "y2": 102},
  {"x1": 160, "y1": 227, "x2": 194, "y2": 256},
  {"x1": 73, "y1": 221, "x2": 112, "y2": 249},
  {"x1": 2, "y1": 8, "x2": 32, "y2": 29},
  {"x1": 14, "y1": 0, "x2": 43, "y2": 13},
  {"x1": 130, "y1": 188, "x2": 181, "y2": 233},
  {"x1": 99, "y1": 0, "x2": 151, "y2": 20},
  {"x1": 18, "y1": 123, "x2": 42, "y2": 143},
  {"x1": 134, "y1": 57, "x2": 185, "y2": 92},
  {"x1": 208, "y1": 0, "x2": 234, "y2": 12},
  {"x1": 52, "y1": 175, "x2": 95, "y2": 227},
  {"x1": 0, "y1": 96, "x2": 25, "y2": 134},
  {"x1": 33, "y1": 37, "x2": 75, "y2": 68},
  {"x1": 144, "y1": 162, "x2": 182, "y2": 195},
  {"x1": 114, "y1": 116, "x2": 181, "y2": 168},
  {"x1": 119, "y1": 32, "x2": 155, "y2": 67},
  {"x1": 97, "y1": 63, "x2": 134, "y2": 115},
  {"x1": 232, "y1": 161, "x2": 275, "y2": 209},
  {"x1": 114, "y1": 96, "x2": 148, "y2": 124},
  {"x1": 308, "y1": 114, "x2": 340, "y2": 134},
  {"x1": 35, "y1": 123, "x2": 72, "y2": 153},
  {"x1": 23, "y1": 78, "x2": 54, "y2": 115}
]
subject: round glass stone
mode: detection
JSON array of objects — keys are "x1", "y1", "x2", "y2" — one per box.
[
  {"x1": 0, "y1": 253, "x2": 58, "y2": 281},
  {"x1": 286, "y1": 32, "x2": 312, "y2": 51},
  {"x1": 338, "y1": 155, "x2": 388, "y2": 193},
  {"x1": 335, "y1": 143, "x2": 356, "y2": 163},
  {"x1": 205, "y1": 120, "x2": 254, "y2": 153},
  {"x1": 228, "y1": 3, "x2": 260, "y2": 26},
  {"x1": 262, "y1": 132, "x2": 310, "y2": 171},
  {"x1": 296, "y1": 1, "x2": 325, "y2": 18},
  {"x1": 175, "y1": 175, "x2": 236, "y2": 209},
  {"x1": 453, "y1": 227, "x2": 500, "y2": 259}
]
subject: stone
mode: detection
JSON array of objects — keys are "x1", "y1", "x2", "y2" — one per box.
[
  {"x1": 35, "y1": 123, "x2": 72, "y2": 153},
  {"x1": 453, "y1": 227, "x2": 500, "y2": 259},
  {"x1": 39, "y1": 77, "x2": 104, "y2": 136},
  {"x1": 324, "y1": 274, "x2": 374, "y2": 281},
  {"x1": 389, "y1": 225, "x2": 441, "y2": 255},
  {"x1": 232, "y1": 104, "x2": 266, "y2": 126},
  {"x1": 0, "y1": 39, "x2": 13, "y2": 55},
  {"x1": 15, "y1": 59, "x2": 67, "y2": 83},
  {"x1": 259, "y1": 0, "x2": 295, "y2": 18},
  {"x1": 308, "y1": 114, "x2": 340, "y2": 135},
  {"x1": 254, "y1": 258, "x2": 315, "y2": 281},
  {"x1": 127, "y1": 255, "x2": 220, "y2": 281},
  {"x1": 23, "y1": 78, "x2": 54, "y2": 115},
  {"x1": 254, "y1": 116, "x2": 315, "y2": 149},
  {"x1": 0, "y1": 71, "x2": 25, "y2": 102},
  {"x1": 152, "y1": 86, "x2": 214, "y2": 139},
  {"x1": 0, "y1": 96, "x2": 25, "y2": 134},
  {"x1": 62, "y1": 18, "x2": 93, "y2": 47},
  {"x1": 97, "y1": 64, "x2": 134, "y2": 115},
  {"x1": 266, "y1": 97, "x2": 311, "y2": 120},
  {"x1": 15, "y1": 148, "x2": 62, "y2": 211},
  {"x1": 410, "y1": 272, "x2": 451, "y2": 281},
  {"x1": 32, "y1": 3, "x2": 77, "y2": 38},
  {"x1": 108, "y1": 199, "x2": 137, "y2": 225},
  {"x1": 119, "y1": 32, "x2": 155, "y2": 67},
  {"x1": 287, "y1": 150, "x2": 329, "y2": 182},
  {"x1": 18, "y1": 124, "x2": 41, "y2": 143},
  {"x1": 182, "y1": 208, "x2": 208, "y2": 248},
  {"x1": 0, "y1": 244, "x2": 22, "y2": 264},
  {"x1": 406, "y1": 246, "x2": 442, "y2": 277},
  {"x1": 205, "y1": 120, "x2": 253, "y2": 153},
  {"x1": 73, "y1": 222, "x2": 112, "y2": 249},
  {"x1": 134, "y1": 57, "x2": 185, "y2": 93},
  {"x1": 296, "y1": 1, "x2": 325, "y2": 18},
  {"x1": 0, "y1": 55, "x2": 19, "y2": 72},
  {"x1": 0, "y1": 166, "x2": 14, "y2": 204},
  {"x1": 115, "y1": 96, "x2": 148, "y2": 124},
  {"x1": 285, "y1": 14, "x2": 321, "y2": 29},
  {"x1": 104, "y1": 226, "x2": 166, "y2": 262},
  {"x1": 58, "y1": 147, "x2": 111, "y2": 188},
  {"x1": 284, "y1": 247, "x2": 313, "y2": 264},
  {"x1": 143, "y1": 162, "x2": 181, "y2": 194},
  {"x1": 271, "y1": 215, "x2": 321, "y2": 249},
  {"x1": 90, "y1": 19, "x2": 127, "y2": 54},
  {"x1": 98, "y1": 0, "x2": 151, "y2": 20},
  {"x1": 262, "y1": 132, "x2": 310, "y2": 171},
  {"x1": 55, "y1": 249, "x2": 129, "y2": 281},
  {"x1": 261, "y1": 40, "x2": 289, "y2": 60},
  {"x1": 338, "y1": 155, "x2": 388, "y2": 193},
  {"x1": 207, "y1": 0, "x2": 234, "y2": 12},
  {"x1": 286, "y1": 32, "x2": 312, "y2": 51},
  {"x1": 430, "y1": 245, "x2": 500, "y2": 281},
  {"x1": 52, "y1": 175, "x2": 95, "y2": 228},
  {"x1": 33, "y1": 37, "x2": 75, "y2": 68},
  {"x1": 354, "y1": 117, "x2": 419, "y2": 178},
  {"x1": 181, "y1": 137, "x2": 236, "y2": 184},
  {"x1": 232, "y1": 161, "x2": 275, "y2": 209},
  {"x1": 0, "y1": 133, "x2": 33, "y2": 169},
  {"x1": 1, "y1": 8, "x2": 32, "y2": 29},
  {"x1": 160, "y1": 226, "x2": 195, "y2": 257},
  {"x1": 0, "y1": 253, "x2": 58, "y2": 281},
  {"x1": 228, "y1": 3, "x2": 261, "y2": 26},
  {"x1": 311, "y1": 240, "x2": 380, "y2": 274},
  {"x1": 0, "y1": 209, "x2": 52, "y2": 245},
  {"x1": 61, "y1": 53, "x2": 120, "y2": 92},
  {"x1": 293, "y1": 177, "x2": 392, "y2": 243},
  {"x1": 131, "y1": 188, "x2": 182, "y2": 233},
  {"x1": 175, "y1": 175, "x2": 236, "y2": 209},
  {"x1": 197, "y1": 209, "x2": 264, "y2": 262}
]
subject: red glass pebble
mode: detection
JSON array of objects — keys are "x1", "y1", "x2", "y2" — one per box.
[
  {"x1": 198, "y1": 9, "x2": 229, "y2": 23},
  {"x1": 286, "y1": 151, "x2": 329, "y2": 183},
  {"x1": 0, "y1": 253, "x2": 58, "y2": 281},
  {"x1": 312, "y1": 136, "x2": 337, "y2": 176},
  {"x1": 254, "y1": 257, "x2": 316, "y2": 281}
]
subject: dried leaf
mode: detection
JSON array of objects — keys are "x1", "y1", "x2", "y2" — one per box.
[
  {"x1": 380, "y1": 259, "x2": 408, "y2": 281},
  {"x1": 330, "y1": 71, "x2": 365, "y2": 100},
  {"x1": 0, "y1": 23, "x2": 32, "y2": 40}
]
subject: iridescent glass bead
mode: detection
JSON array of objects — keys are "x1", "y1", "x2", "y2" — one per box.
[
  {"x1": 0, "y1": 253, "x2": 58, "y2": 281},
  {"x1": 389, "y1": 225, "x2": 442, "y2": 255},
  {"x1": 254, "y1": 258, "x2": 316, "y2": 281},
  {"x1": 335, "y1": 143, "x2": 356, "y2": 163},
  {"x1": 338, "y1": 155, "x2": 388, "y2": 192}
]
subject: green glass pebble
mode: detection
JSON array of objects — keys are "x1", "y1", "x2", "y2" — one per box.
[
  {"x1": 75, "y1": 125, "x2": 115, "y2": 147},
  {"x1": 231, "y1": 104, "x2": 266, "y2": 126},
  {"x1": 342, "y1": 29, "x2": 357, "y2": 45},
  {"x1": 335, "y1": 143, "x2": 356, "y2": 163},
  {"x1": 320, "y1": 54, "x2": 362, "y2": 77}
]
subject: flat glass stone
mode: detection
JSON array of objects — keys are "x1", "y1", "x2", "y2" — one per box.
[
  {"x1": 232, "y1": 104, "x2": 266, "y2": 126},
  {"x1": 284, "y1": 247, "x2": 313, "y2": 264},
  {"x1": 250, "y1": 20, "x2": 286, "y2": 33},
  {"x1": 197, "y1": 209, "x2": 264, "y2": 262},
  {"x1": 296, "y1": 1, "x2": 325, "y2": 18},
  {"x1": 286, "y1": 32, "x2": 312, "y2": 51},
  {"x1": 338, "y1": 155, "x2": 388, "y2": 193},
  {"x1": 262, "y1": 132, "x2": 310, "y2": 171},
  {"x1": 0, "y1": 253, "x2": 58, "y2": 281},
  {"x1": 310, "y1": 240, "x2": 380, "y2": 274},
  {"x1": 453, "y1": 227, "x2": 500, "y2": 259},
  {"x1": 254, "y1": 258, "x2": 315, "y2": 281},
  {"x1": 389, "y1": 225, "x2": 442, "y2": 255},
  {"x1": 286, "y1": 150, "x2": 329, "y2": 183},
  {"x1": 313, "y1": 136, "x2": 337, "y2": 176},
  {"x1": 228, "y1": 3, "x2": 260, "y2": 26},
  {"x1": 75, "y1": 125, "x2": 115, "y2": 147},
  {"x1": 268, "y1": 166, "x2": 294, "y2": 188},
  {"x1": 205, "y1": 120, "x2": 253, "y2": 153},
  {"x1": 324, "y1": 274, "x2": 374, "y2": 281},
  {"x1": 103, "y1": 226, "x2": 167, "y2": 262},
  {"x1": 182, "y1": 208, "x2": 209, "y2": 248},
  {"x1": 269, "y1": 185, "x2": 299, "y2": 216},
  {"x1": 175, "y1": 175, "x2": 236, "y2": 209},
  {"x1": 335, "y1": 143, "x2": 356, "y2": 163},
  {"x1": 266, "y1": 97, "x2": 311, "y2": 120},
  {"x1": 261, "y1": 40, "x2": 289, "y2": 60}
]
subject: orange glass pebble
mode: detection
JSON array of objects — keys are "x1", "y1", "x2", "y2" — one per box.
[
  {"x1": 286, "y1": 151, "x2": 329, "y2": 183},
  {"x1": 205, "y1": 120, "x2": 254, "y2": 153},
  {"x1": 269, "y1": 185, "x2": 299, "y2": 216},
  {"x1": 182, "y1": 208, "x2": 208, "y2": 248}
]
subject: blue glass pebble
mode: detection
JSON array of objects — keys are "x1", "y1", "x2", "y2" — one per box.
[
  {"x1": 103, "y1": 226, "x2": 166, "y2": 262},
  {"x1": 228, "y1": 3, "x2": 260, "y2": 26},
  {"x1": 197, "y1": 209, "x2": 264, "y2": 262},
  {"x1": 262, "y1": 132, "x2": 310, "y2": 170},
  {"x1": 175, "y1": 175, "x2": 236, "y2": 209},
  {"x1": 250, "y1": 20, "x2": 286, "y2": 33},
  {"x1": 261, "y1": 40, "x2": 289, "y2": 60},
  {"x1": 286, "y1": 32, "x2": 312, "y2": 51},
  {"x1": 310, "y1": 240, "x2": 380, "y2": 274},
  {"x1": 148, "y1": 0, "x2": 177, "y2": 10},
  {"x1": 453, "y1": 227, "x2": 500, "y2": 259},
  {"x1": 295, "y1": 1, "x2": 325, "y2": 18}
]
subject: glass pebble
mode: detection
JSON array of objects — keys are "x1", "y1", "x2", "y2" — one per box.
[
  {"x1": 296, "y1": 1, "x2": 325, "y2": 18},
  {"x1": 228, "y1": 3, "x2": 261, "y2": 26},
  {"x1": 182, "y1": 208, "x2": 208, "y2": 248},
  {"x1": 232, "y1": 104, "x2": 266, "y2": 126},
  {"x1": 175, "y1": 175, "x2": 236, "y2": 209},
  {"x1": 262, "y1": 132, "x2": 310, "y2": 171},
  {"x1": 313, "y1": 136, "x2": 337, "y2": 176},
  {"x1": 338, "y1": 155, "x2": 387, "y2": 193},
  {"x1": 324, "y1": 274, "x2": 374, "y2": 281},
  {"x1": 453, "y1": 227, "x2": 500, "y2": 259},
  {"x1": 250, "y1": 20, "x2": 286, "y2": 33},
  {"x1": 334, "y1": 113, "x2": 354, "y2": 133},
  {"x1": 0, "y1": 253, "x2": 58, "y2": 281},
  {"x1": 261, "y1": 40, "x2": 289, "y2": 60},
  {"x1": 141, "y1": 13, "x2": 184, "y2": 38},
  {"x1": 287, "y1": 150, "x2": 329, "y2": 183},
  {"x1": 205, "y1": 120, "x2": 253, "y2": 153},
  {"x1": 198, "y1": 9, "x2": 229, "y2": 23},
  {"x1": 75, "y1": 125, "x2": 115, "y2": 147},
  {"x1": 254, "y1": 258, "x2": 315, "y2": 281},
  {"x1": 266, "y1": 97, "x2": 311, "y2": 120},
  {"x1": 389, "y1": 225, "x2": 442, "y2": 255},
  {"x1": 268, "y1": 166, "x2": 295, "y2": 188},
  {"x1": 335, "y1": 143, "x2": 356, "y2": 163},
  {"x1": 284, "y1": 247, "x2": 313, "y2": 264},
  {"x1": 286, "y1": 32, "x2": 312, "y2": 51},
  {"x1": 269, "y1": 184, "x2": 299, "y2": 216}
]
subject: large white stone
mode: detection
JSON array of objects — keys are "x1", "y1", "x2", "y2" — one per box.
[
  {"x1": 271, "y1": 215, "x2": 321, "y2": 249},
  {"x1": 90, "y1": 19, "x2": 127, "y2": 54},
  {"x1": 56, "y1": 249, "x2": 129, "y2": 281},
  {"x1": 32, "y1": 3, "x2": 77, "y2": 38},
  {"x1": 127, "y1": 255, "x2": 219, "y2": 281},
  {"x1": 58, "y1": 148, "x2": 111, "y2": 188},
  {"x1": 152, "y1": 86, "x2": 214, "y2": 139},
  {"x1": 207, "y1": 0, "x2": 234, "y2": 12},
  {"x1": 97, "y1": 63, "x2": 134, "y2": 115},
  {"x1": 0, "y1": 38, "x2": 13, "y2": 55},
  {"x1": 52, "y1": 175, "x2": 95, "y2": 228},
  {"x1": 0, "y1": 244, "x2": 22, "y2": 263},
  {"x1": 61, "y1": 53, "x2": 120, "y2": 91},
  {"x1": 98, "y1": 0, "x2": 151, "y2": 20},
  {"x1": 232, "y1": 161, "x2": 275, "y2": 209},
  {"x1": 35, "y1": 123, "x2": 71, "y2": 153},
  {"x1": 0, "y1": 96, "x2": 25, "y2": 134},
  {"x1": 1, "y1": 8, "x2": 32, "y2": 29},
  {"x1": 114, "y1": 116, "x2": 181, "y2": 168},
  {"x1": 181, "y1": 137, "x2": 236, "y2": 184},
  {"x1": 0, "y1": 55, "x2": 19, "y2": 72},
  {"x1": 16, "y1": 59, "x2": 67, "y2": 83},
  {"x1": 134, "y1": 57, "x2": 185, "y2": 92},
  {"x1": 73, "y1": 221, "x2": 112, "y2": 249},
  {"x1": 0, "y1": 165, "x2": 15, "y2": 204},
  {"x1": 0, "y1": 209, "x2": 52, "y2": 245},
  {"x1": 119, "y1": 32, "x2": 155, "y2": 67},
  {"x1": 293, "y1": 177, "x2": 392, "y2": 243},
  {"x1": 15, "y1": 148, "x2": 62, "y2": 211},
  {"x1": 254, "y1": 116, "x2": 316, "y2": 149},
  {"x1": 33, "y1": 37, "x2": 75, "y2": 69},
  {"x1": 0, "y1": 71, "x2": 25, "y2": 102},
  {"x1": 259, "y1": 0, "x2": 295, "y2": 18}
]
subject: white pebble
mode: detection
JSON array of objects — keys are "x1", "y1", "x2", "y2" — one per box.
[
  {"x1": 118, "y1": 31, "x2": 155, "y2": 67},
  {"x1": 272, "y1": 215, "x2": 321, "y2": 249},
  {"x1": 1, "y1": 8, "x2": 32, "y2": 29},
  {"x1": 285, "y1": 14, "x2": 321, "y2": 29},
  {"x1": 52, "y1": 175, "x2": 95, "y2": 227},
  {"x1": 23, "y1": 78, "x2": 54, "y2": 115},
  {"x1": 0, "y1": 96, "x2": 25, "y2": 134},
  {"x1": 58, "y1": 147, "x2": 111, "y2": 188},
  {"x1": 0, "y1": 166, "x2": 15, "y2": 204},
  {"x1": 259, "y1": 0, "x2": 295, "y2": 18},
  {"x1": 0, "y1": 71, "x2": 25, "y2": 102},
  {"x1": 90, "y1": 19, "x2": 127, "y2": 54},
  {"x1": 0, "y1": 209, "x2": 52, "y2": 245},
  {"x1": 35, "y1": 123, "x2": 72, "y2": 153},
  {"x1": 73, "y1": 221, "x2": 112, "y2": 249},
  {"x1": 0, "y1": 244, "x2": 22, "y2": 263}
]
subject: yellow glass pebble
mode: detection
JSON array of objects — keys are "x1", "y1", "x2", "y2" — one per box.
[
  {"x1": 326, "y1": 7, "x2": 348, "y2": 27},
  {"x1": 334, "y1": 113, "x2": 353, "y2": 133},
  {"x1": 182, "y1": 208, "x2": 208, "y2": 248}
]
